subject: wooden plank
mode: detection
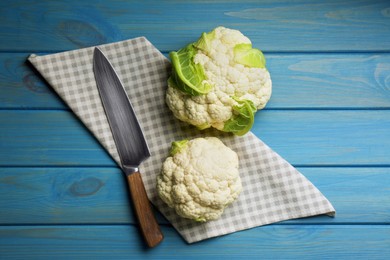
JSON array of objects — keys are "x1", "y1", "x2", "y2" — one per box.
[
  {"x1": 0, "y1": 225, "x2": 389, "y2": 259},
  {"x1": 266, "y1": 53, "x2": 390, "y2": 108},
  {"x1": 0, "y1": 0, "x2": 389, "y2": 52},
  {"x1": 1, "y1": 110, "x2": 389, "y2": 166},
  {"x1": 254, "y1": 110, "x2": 390, "y2": 166},
  {"x1": 1, "y1": 53, "x2": 390, "y2": 109},
  {"x1": 0, "y1": 53, "x2": 66, "y2": 109},
  {"x1": 0, "y1": 167, "x2": 389, "y2": 225},
  {"x1": 0, "y1": 110, "x2": 115, "y2": 166},
  {"x1": 0, "y1": 167, "x2": 137, "y2": 224}
]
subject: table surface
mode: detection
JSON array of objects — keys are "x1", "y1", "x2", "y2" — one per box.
[{"x1": 1, "y1": 0, "x2": 390, "y2": 259}]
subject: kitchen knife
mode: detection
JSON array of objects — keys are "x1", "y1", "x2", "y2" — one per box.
[{"x1": 93, "y1": 47, "x2": 163, "y2": 248}]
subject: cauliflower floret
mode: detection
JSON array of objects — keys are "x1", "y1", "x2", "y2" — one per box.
[
  {"x1": 166, "y1": 83, "x2": 234, "y2": 128},
  {"x1": 166, "y1": 26, "x2": 272, "y2": 135},
  {"x1": 157, "y1": 137, "x2": 242, "y2": 222}
]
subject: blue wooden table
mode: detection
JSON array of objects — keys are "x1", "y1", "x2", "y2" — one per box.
[{"x1": 1, "y1": 0, "x2": 390, "y2": 259}]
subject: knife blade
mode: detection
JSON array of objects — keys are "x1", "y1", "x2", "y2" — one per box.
[{"x1": 93, "y1": 47, "x2": 163, "y2": 248}]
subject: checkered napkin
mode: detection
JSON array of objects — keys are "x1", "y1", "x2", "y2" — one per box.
[{"x1": 28, "y1": 37, "x2": 335, "y2": 243}]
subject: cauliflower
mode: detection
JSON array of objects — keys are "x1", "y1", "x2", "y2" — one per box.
[
  {"x1": 157, "y1": 137, "x2": 242, "y2": 222},
  {"x1": 166, "y1": 26, "x2": 272, "y2": 135}
]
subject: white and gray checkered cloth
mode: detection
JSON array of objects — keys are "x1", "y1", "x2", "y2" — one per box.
[{"x1": 28, "y1": 37, "x2": 335, "y2": 243}]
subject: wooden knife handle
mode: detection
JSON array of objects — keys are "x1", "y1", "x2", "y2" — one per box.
[{"x1": 127, "y1": 171, "x2": 164, "y2": 248}]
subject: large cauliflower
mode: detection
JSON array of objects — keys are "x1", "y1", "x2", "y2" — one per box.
[
  {"x1": 166, "y1": 26, "x2": 272, "y2": 135},
  {"x1": 157, "y1": 137, "x2": 242, "y2": 222}
]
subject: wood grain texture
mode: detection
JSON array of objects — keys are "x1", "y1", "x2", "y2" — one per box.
[
  {"x1": 0, "y1": 110, "x2": 114, "y2": 166},
  {"x1": 0, "y1": 167, "x2": 389, "y2": 225},
  {"x1": 1, "y1": 53, "x2": 390, "y2": 109},
  {"x1": 0, "y1": 225, "x2": 389, "y2": 259},
  {"x1": 1, "y1": 110, "x2": 389, "y2": 166},
  {"x1": 254, "y1": 110, "x2": 390, "y2": 165},
  {"x1": 0, "y1": 53, "x2": 66, "y2": 109},
  {"x1": 0, "y1": 0, "x2": 389, "y2": 52},
  {"x1": 1, "y1": 0, "x2": 390, "y2": 257},
  {"x1": 127, "y1": 172, "x2": 164, "y2": 247},
  {"x1": 266, "y1": 54, "x2": 390, "y2": 108}
]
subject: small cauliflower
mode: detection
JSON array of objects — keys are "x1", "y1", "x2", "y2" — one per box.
[
  {"x1": 157, "y1": 137, "x2": 242, "y2": 222},
  {"x1": 166, "y1": 26, "x2": 272, "y2": 135}
]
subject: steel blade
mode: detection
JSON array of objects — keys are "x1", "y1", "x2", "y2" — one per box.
[{"x1": 93, "y1": 47, "x2": 150, "y2": 173}]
